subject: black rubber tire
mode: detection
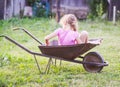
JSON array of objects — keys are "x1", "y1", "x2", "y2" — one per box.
[{"x1": 83, "y1": 52, "x2": 104, "y2": 73}]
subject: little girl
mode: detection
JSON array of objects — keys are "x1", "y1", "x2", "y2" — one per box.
[{"x1": 45, "y1": 14, "x2": 88, "y2": 46}]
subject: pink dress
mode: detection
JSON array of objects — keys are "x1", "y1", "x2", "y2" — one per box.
[{"x1": 54, "y1": 28, "x2": 79, "y2": 45}]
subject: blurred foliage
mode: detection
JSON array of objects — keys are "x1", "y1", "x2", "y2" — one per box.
[
  {"x1": 87, "y1": 0, "x2": 108, "y2": 19},
  {"x1": 117, "y1": 10, "x2": 120, "y2": 20},
  {"x1": 26, "y1": 0, "x2": 51, "y2": 17}
]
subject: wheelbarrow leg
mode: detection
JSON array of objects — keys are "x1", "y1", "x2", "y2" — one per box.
[
  {"x1": 55, "y1": 59, "x2": 57, "y2": 66},
  {"x1": 45, "y1": 57, "x2": 52, "y2": 74},
  {"x1": 44, "y1": 58, "x2": 62, "y2": 74},
  {"x1": 33, "y1": 55, "x2": 41, "y2": 74},
  {"x1": 60, "y1": 59, "x2": 62, "y2": 66},
  {"x1": 54, "y1": 59, "x2": 62, "y2": 66}
]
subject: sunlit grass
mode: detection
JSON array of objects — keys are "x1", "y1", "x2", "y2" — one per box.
[{"x1": 0, "y1": 18, "x2": 120, "y2": 87}]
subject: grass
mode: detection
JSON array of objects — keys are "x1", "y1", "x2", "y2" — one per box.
[{"x1": 0, "y1": 17, "x2": 120, "y2": 87}]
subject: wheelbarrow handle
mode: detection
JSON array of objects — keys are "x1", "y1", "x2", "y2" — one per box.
[
  {"x1": 0, "y1": 35, "x2": 43, "y2": 55},
  {"x1": 13, "y1": 27, "x2": 44, "y2": 45},
  {"x1": 0, "y1": 35, "x2": 5, "y2": 37}
]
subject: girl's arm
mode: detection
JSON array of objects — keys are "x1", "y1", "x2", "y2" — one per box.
[{"x1": 45, "y1": 32, "x2": 57, "y2": 46}]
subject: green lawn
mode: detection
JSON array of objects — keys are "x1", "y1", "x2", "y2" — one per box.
[{"x1": 0, "y1": 18, "x2": 120, "y2": 87}]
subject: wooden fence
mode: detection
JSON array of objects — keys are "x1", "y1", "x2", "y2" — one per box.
[
  {"x1": 0, "y1": 0, "x2": 25, "y2": 20},
  {"x1": 51, "y1": 0, "x2": 89, "y2": 19}
]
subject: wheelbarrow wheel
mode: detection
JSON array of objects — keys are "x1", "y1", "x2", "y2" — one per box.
[{"x1": 83, "y1": 52, "x2": 104, "y2": 73}]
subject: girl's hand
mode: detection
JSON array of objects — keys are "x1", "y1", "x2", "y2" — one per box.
[{"x1": 45, "y1": 39, "x2": 49, "y2": 46}]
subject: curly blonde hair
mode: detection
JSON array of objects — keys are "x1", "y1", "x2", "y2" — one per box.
[{"x1": 59, "y1": 14, "x2": 78, "y2": 31}]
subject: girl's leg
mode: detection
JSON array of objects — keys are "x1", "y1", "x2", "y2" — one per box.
[{"x1": 80, "y1": 31, "x2": 88, "y2": 43}]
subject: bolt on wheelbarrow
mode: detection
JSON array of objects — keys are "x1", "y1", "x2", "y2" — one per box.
[{"x1": 0, "y1": 27, "x2": 108, "y2": 73}]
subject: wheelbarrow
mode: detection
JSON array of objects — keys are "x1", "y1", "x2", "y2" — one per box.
[{"x1": 0, "y1": 27, "x2": 108, "y2": 73}]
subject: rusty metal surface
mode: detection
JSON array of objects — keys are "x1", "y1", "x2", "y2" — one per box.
[{"x1": 39, "y1": 43, "x2": 98, "y2": 60}]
